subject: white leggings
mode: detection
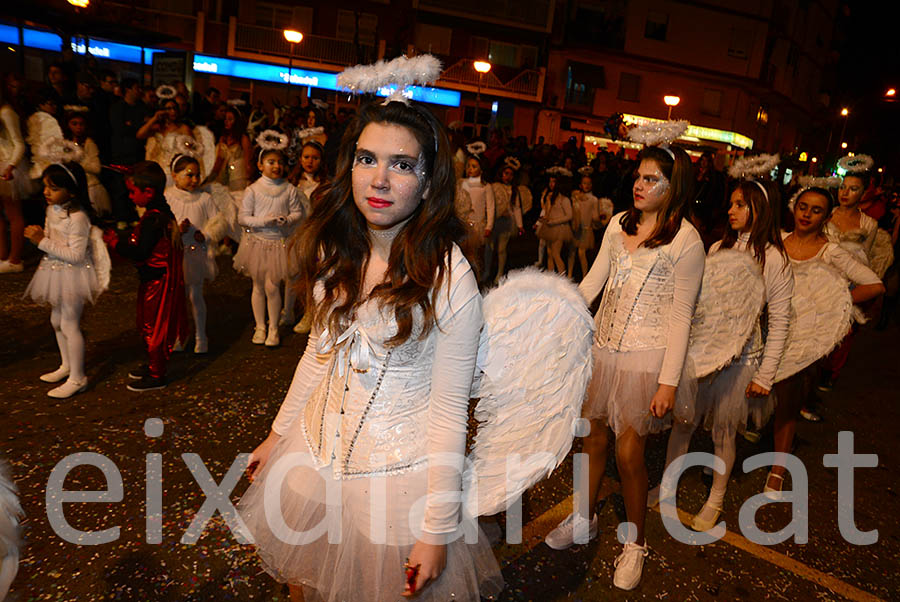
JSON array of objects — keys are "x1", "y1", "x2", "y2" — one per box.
[
  {"x1": 251, "y1": 275, "x2": 282, "y2": 331},
  {"x1": 186, "y1": 282, "x2": 207, "y2": 343},
  {"x1": 50, "y1": 298, "x2": 85, "y2": 381}
]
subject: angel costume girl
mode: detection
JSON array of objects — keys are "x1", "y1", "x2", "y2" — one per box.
[
  {"x1": 215, "y1": 138, "x2": 250, "y2": 191},
  {"x1": 233, "y1": 167, "x2": 304, "y2": 346},
  {"x1": 489, "y1": 169, "x2": 530, "y2": 283},
  {"x1": 455, "y1": 174, "x2": 495, "y2": 250}
]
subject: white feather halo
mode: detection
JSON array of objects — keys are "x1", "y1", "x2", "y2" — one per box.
[
  {"x1": 256, "y1": 129, "x2": 289, "y2": 151},
  {"x1": 504, "y1": 156, "x2": 521, "y2": 171},
  {"x1": 545, "y1": 166, "x2": 573, "y2": 178},
  {"x1": 226, "y1": 98, "x2": 247, "y2": 107},
  {"x1": 63, "y1": 104, "x2": 90, "y2": 114},
  {"x1": 447, "y1": 120, "x2": 463, "y2": 131},
  {"x1": 837, "y1": 153, "x2": 874, "y2": 174},
  {"x1": 728, "y1": 153, "x2": 780, "y2": 179},
  {"x1": 466, "y1": 141, "x2": 486, "y2": 156},
  {"x1": 337, "y1": 54, "x2": 442, "y2": 101},
  {"x1": 578, "y1": 165, "x2": 594, "y2": 176},
  {"x1": 297, "y1": 126, "x2": 324, "y2": 140},
  {"x1": 310, "y1": 98, "x2": 329, "y2": 110},
  {"x1": 40, "y1": 136, "x2": 85, "y2": 165},
  {"x1": 787, "y1": 175, "x2": 842, "y2": 210},
  {"x1": 627, "y1": 119, "x2": 689, "y2": 147},
  {"x1": 155, "y1": 84, "x2": 177, "y2": 100}
]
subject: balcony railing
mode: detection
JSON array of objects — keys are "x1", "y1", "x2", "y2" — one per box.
[
  {"x1": 232, "y1": 22, "x2": 375, "y2": 68},
  {"x1": 439, "y1": 58, "x2": 544, "y2": 102}
]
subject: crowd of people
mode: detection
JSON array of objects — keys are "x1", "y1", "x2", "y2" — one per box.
[{"x1": 1, "y1": 54, "x2": 899, "y2": 601}]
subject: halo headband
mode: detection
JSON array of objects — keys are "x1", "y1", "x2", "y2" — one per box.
[{"x1": 751, "y1": 179, "x2": 769, "y2": 203}]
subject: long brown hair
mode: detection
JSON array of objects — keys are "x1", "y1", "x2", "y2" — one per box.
[
  {"x1": 296, "y1": 100, "x2": 473, "y2": 346},
  {"x1": 620, "y1": 146, "x2": 693, "y2": 248},
  {"x1": 720, "y1": 179, "x2": 786, "y2": 268}
]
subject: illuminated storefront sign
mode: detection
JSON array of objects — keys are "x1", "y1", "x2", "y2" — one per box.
[
  {"x1": 193, "y1": 54, "x2": 461, "y2": 107},
  {"x1": 0, "y1": 24, "x2": 158, "y2": 63},
  {"x1": 622, "y1": 113, "x2": 754, "y2": 149}
]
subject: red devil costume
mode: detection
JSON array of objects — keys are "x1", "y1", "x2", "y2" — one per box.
[{"x1": 111, "y1": 200, "x2": 188, "y2": 382}]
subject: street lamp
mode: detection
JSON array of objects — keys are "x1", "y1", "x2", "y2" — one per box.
[
  {"x1": 473, "y1": 60, "x2": 491, "y2": 137},
  {"x1": 663, "y1": 95, "x2": 680, "y2": 119},
  {"x1": 68, "y1": 0, "x2": 90, "y2": 6},
  {"x1": 887, "y1": 88, "x2": 896, "y2": 98},
  {"x1": 841, "y1": 142, "x2": 848, "y2": 149},
  {"x1": 283, "y1": 29, "x2": 303, "y2": 104}
]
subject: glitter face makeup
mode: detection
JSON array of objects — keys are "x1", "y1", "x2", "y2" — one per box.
[
  {"x1": 632, "y1": 159, "x2": 670, "y2": 214},
  {"x1": 352, "y1": 122, "x2": 429, "y2": 230}
]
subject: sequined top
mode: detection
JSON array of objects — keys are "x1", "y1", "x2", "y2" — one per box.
[{"x1": 580, "y1": 213, "x2": 705, "y2": 386}]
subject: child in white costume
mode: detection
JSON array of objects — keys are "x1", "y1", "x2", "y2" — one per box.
[
  {"x1": 239, "y1": 83, "x2": 503, "y2": 601},
  {"x1": 165, "y1": 155, "x2": 233, "y2": 354},
  {"x1": 569, "y1": 172, "x2": 601, "y2": 279},
  {"x1": 489, "y1": 157, "x2": 529, "y2": 284},
  {"x1": 63, "y1": 107, "x2": 111, "y2": 216},
  {"x1": 545, "y1": 144, "x2": 704, "y2": 591},
  {"x1": 655, "y1": 176, "x2": 793, "y2": 531},
  {"x1": 24, "y1": 160, "x2": 110, "y2": 398},
  {"x1": 455, "y1": 149, "x2": 494, "y2": 278},
  {"x1": 233, "y1": 135, "x2": 305, "y2": 347}
]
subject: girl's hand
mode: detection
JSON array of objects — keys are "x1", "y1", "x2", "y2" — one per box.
[
  {"x1": 2, "y1": 165, "x2": 14, "y2": 180},
  {"x1": 246, "y1": 431, "x2": 282, "y2": 482},
  {"x1": 193, "y1": 230, "x2": 206, "y2": 243},
  {"x1": 745, "y1": 382, "x2": 770, "y2": 398},
  {"x1": 24, "y1": 225, "x2": 44, "y2": 244},
  {"x1": 649, "y1": 384, "x2": 676, "y2": 418},
  {"x1": 180, "y1": 218, "x2": 191, "y2": 233},
  {"x1": 401, "y1": 541, "x2": 447, "y2": 597}
]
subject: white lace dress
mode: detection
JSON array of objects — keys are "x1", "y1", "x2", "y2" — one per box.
[
  {"x1": 166, "y1": 187, "x2": 228, "y2": 285},
  {"x1": 579, "y1": 214, "x2": 705, "y2": 435},
  {"x1": 238, "y1": 246, "x2": 503, "y2": 601}
]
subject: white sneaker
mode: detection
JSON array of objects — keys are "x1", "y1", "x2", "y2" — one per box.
[
  {"x1": 47, "y1": 377, "x2": 88, "y2": 399},
  {"x1": 0, "y1": 260, "x2": 23, "y2": 273},
  {"x1": 172, "y1": 339, "x2": 185, "y2": 352},
  {"x1": 40, "y1": 365, "x2": 70, "y2": 383},
  {"x1": 194, "y1": 336, "x2": 208, "y2": 354},
  {"x1": 613, "y1": 541, "x2": 648, "y2": 590},
  {"x1": 293, "y1": 312, "x2": 312, "y2": 334},
  {"x1": 544, "y1": 512, "x2": 598, "y2": 550},
  {"x1": 646, "y1": 485, "x2": 660, "y2": 508},
  {"x1": 265, "y1": 328, "x2": 280, "y2": 347},
  {"x1": 251, "y1": 327, "x2": 267, "y2": 345}
]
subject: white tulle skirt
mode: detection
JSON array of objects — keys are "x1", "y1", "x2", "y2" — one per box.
[
  {"x1": 0, "y1": 162, "x2": 31, "y2": 201},
  {"x1": 696, "y1": 361, "x2": 775, "y2": 436},
  {"x1": 24, "y1": 256, "x2": 102, "y2": 306},
  {"x1": 582, "y1": 345, "x2": 698, "y2": 436},
  {"x1": 238, "y1": 431, "x2": 504, "y2": 602},
  {"x1": 87, "y1": 180, "x2": 111, "y2": 215},
  {"x1": 233, "y1": 232, "x2": 293, "y2": 283},
  {"x1": 183, "y1": 243, "x2": 217, "y2": 285}
]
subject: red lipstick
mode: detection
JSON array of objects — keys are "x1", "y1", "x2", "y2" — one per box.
[{"x1": 367, "y1": 197, "x2": 391, "y2": 208}]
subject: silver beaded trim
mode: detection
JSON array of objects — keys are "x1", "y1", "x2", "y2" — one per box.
[{"x1": 340, "y1": 349, "x2": 393, "y2": 476}]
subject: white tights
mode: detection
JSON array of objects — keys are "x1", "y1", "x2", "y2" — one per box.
[
  {"x1": 251, "y1": 276, "x2": 282, "y2": 331},
  {"x1": 186, "y1": 283, "x2": 207, "y2": 343},
  {"x1": 50, "y1": 299, "x2": 85, "y2": 381}
]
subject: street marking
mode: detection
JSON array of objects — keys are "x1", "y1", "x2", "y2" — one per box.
[{"x1": 496, "y1": 494, "x2": 884, "y2": 602}]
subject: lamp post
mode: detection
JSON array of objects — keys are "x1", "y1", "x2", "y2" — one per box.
[
  {"x1": 473, "y1": 60, "x2": 491, "y2": 137},
  {"x1": 664, "y1": 95, "x2": 680, "y2": 119},
  {"x1": 283, "y1": 29, "x2": 303, "y2": 105},
  {"x1": 838, "y1": 107, "x2": 850, "y2": 151}
]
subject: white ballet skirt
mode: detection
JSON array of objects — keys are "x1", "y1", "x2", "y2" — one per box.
[
  {"x1": 695, "y1": 360, "x2": 774, "y2": 434},
  {"x1": 233, "y1": 177, "x2": 305, "y2": 282},
  {"x1": 238, "y1": 245, "x2": 503, "y2": 601},
  {"x1": 578, "y1": 215, "x2": 706, "y2": 436},
  {"x1": 25, "y1": 205, "x2": 109, "y2": 306}
]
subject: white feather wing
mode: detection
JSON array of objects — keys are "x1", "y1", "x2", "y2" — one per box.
[
  {"x1": 193, "y1": 126, "x2": 217, "y2": 180},
  {"x1": 688, "y1": 249, "x2": 766, "y2": 378},
  {"x1": 869, "y1": 228, "x2": 894, "y2": 279},
  {"x1": 89, "y1": 226, "x2": 111, "y2": 296},
  {"x1": 0, "y1": 459, "x2": 22, "y2": 560},
  {"x1": 776, "y1": 260, "x2": 853, "y2": 382},
  {"x1": 462, "y1": 268, "x2": 594, "y2": 517},
  {"x1": 207, "y1": 183, "x2": 241, "y2": 242}
]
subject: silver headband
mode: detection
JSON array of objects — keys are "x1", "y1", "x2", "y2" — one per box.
[
  {"x1": 52, "y1": 163, "x2": 78, "y2": 186},
  {"x1": 660, "y1": 144, "x2": 675, "y2": 160},
  {"x1": 751, "y1": 179, "x2": 769, "y2": 203}
]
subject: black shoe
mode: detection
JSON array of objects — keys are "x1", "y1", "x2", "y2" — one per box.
[
  {"x1": 128, "y1": 364, "x2": 149, "y2": 380},
  {"x1": 127, "y1": 375, "x2": 167, "y2": 392},
  {"x1": 816, "y1": 375, "x2": 834, "y2": 392}
]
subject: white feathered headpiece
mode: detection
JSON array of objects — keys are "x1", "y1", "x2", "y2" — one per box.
[
  {"x1": 40, "y1": 137, "x2": 85, "y2": 166},
  {"x1": 163, "y1": 134, "x2": 205, "y2": 175},
  {"x1": 297, "y1": 126, "x2": 324, "y2": 140},
  {"x1": 337, "y1": 54, "x2": 442, "y2": 104},
  {"x1": 627, "y1": 119, "x2": 689, "y2": 147},
  {"x1": 155, "y1": 84, "x2": 177, "y2": 100},
  {"x1": 788, "y1": 175, "x2": 843, "y2": 211},
  {"x1": 63, "y1": 104, "x2": 90, "y2": 114},
  {"x1": 546, "y1": 166, "x2": 573, "y2": 178},
  {"x1": 226, "y1": 98, "x2": 247, "y2": 107},
  {"x1": 504, "y1": 156, "x2": 521, "y2": 171},
  {"x1": 578, "y1": 166, "x2": 594, "y2": 176},
  {"x1": 256, "y1": 129, "x2": 289, "y2": 151},
  {"x1": 728, "y1": 153, "x2": 780, "y2": 179},
  {"x1": 466, "y1": 141, "x2": 486, "y2": 156},
  {"x1": 837, "y1": 153, "x2": 874, "y2": 174},
  {"x1": 310, "y1": 98, "x2": 328, "y2": 110}
]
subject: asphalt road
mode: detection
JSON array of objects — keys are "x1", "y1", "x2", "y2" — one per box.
[{"x1": 1, "y1": 234, "x2": 897, "y2": 601}]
